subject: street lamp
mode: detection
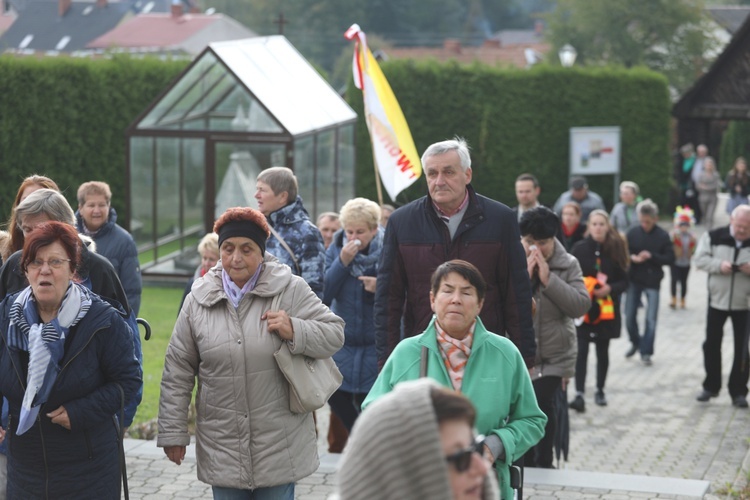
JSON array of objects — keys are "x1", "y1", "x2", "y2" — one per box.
[{"x1": 559, "y1": 44, "x2": 577, "y2": 67}]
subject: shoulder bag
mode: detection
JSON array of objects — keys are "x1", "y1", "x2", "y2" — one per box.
[
  {"x1": 271, "y1": 289, "x2": 343, "y2": 414},
  {"x1": 268, "y1": 225, "x2": 302, "y2": 275}
]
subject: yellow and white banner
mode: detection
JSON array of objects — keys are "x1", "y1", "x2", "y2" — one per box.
[{"x1": 345, "y1": 24, "x2": 421, "y2": 201}]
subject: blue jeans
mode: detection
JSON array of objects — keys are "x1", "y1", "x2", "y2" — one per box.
[
  {"x1": 212, "y1": 483, "x2": 294, "y2": 500},
  {"x1": 625, "y1": 283, "x2": 660, "y2": 356}
]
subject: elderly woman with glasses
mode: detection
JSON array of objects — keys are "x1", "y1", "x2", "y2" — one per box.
[
  {"x1": 363, "y1": 260, "x2": 546, "y2": 499},
  {"x1": 0, "y1": 222, "x2": 140, "y2": 498}
]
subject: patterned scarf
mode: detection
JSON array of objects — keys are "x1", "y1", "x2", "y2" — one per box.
[
  {"x1": 8, "y1": 283, "x2": 91, "y2": 435},
  {"x1": 345, "y1": 227, "x2": 384, "y2": 278},
  {"x1": 436, "y1": 321, "x2": 475, "y2": 392}
]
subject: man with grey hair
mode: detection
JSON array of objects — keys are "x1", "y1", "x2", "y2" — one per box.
[
  {"x1": 610, "y1": 181, "x2": 640, "y2": 234},
  {"x1": 624, "y1": 199, "x2": 675, "y2": 365},
  {"x1": 693, "y1": 204, "x2": 750, "y2": 408},
  {"x1": 552, "y1": 176, "x2": 605, "y2": 223},
  {"x1": 375, "y1": 137, "x2": 536, "y2": 370}
]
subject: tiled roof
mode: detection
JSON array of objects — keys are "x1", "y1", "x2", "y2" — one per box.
[
  {"x1": 385, "y1": 41, "x2": 550, "y2": 68},
  {"x1": 89, "y1": 13, "x2": 217, "y2": 48}
]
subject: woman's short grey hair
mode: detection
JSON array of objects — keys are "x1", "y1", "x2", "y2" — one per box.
[
  {"x1": 636, "y1": 199, "x2": 658, "y2": 218},
  {"x1": 420, "y1": 137, "x2": 471, "y2": 172},
  {"x1": 619, "y1": 181, "x2": 640, "y2": 196},
  {"x1": 340, "y1": 198, "x2": 381, "y2": 230},
  {"x1": 257, "y1": 167, "x2": 298, "y2": 202},
  {"x1": 16, "y1": 189, "x2": 76, "y2": 228}
]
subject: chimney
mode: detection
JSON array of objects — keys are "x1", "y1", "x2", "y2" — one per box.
[
  {"x1": 59, "y1": 0, "x2": 71, "y2": 17},
  {"x1": 535, "y1": 20, "x2": 544, "y2": 36},
  {"x1": 188, "y1": 0, "x2": 200, "y2": 14},
  {"x1": 443, "y1": 39, "x2": 461, "y2": 54},
  {"x1": 171, "y1": 0, "x2": 183, "y2": 18},
  {"x1": 96, "y1": 0, "x2": 107, "y2": 7}
]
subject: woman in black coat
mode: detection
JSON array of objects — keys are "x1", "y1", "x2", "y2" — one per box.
[
  {"x1": 569, "y1": 210, "x2": 629, "y2": 412},
  {"x1": 0, "y1": 222, "x2": 140, "y2": 498}
]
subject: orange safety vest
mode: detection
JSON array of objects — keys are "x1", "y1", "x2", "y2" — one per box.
[{"x1": 582, "y1": 276, "x2": 615, "y2": 325}]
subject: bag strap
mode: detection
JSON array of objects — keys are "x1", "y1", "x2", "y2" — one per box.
[
  {"x1": 419, "y1": 346, "x2": 429, "y2": 378},
  {"x1": 268, "y1": 225, "x2": 302, "y2": 276}
]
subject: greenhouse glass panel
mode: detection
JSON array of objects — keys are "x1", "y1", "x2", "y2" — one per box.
[
  {"x1": 316, "y1": 130, "x2": 336, "y2": 215},
  {"x1": 294, "y1": 135, "x2": 314, "y2": 211},
  {"x1": 156, "y1": 138, "x2": 180, "y2": 242},
  {"x1": 129, "y1": 137, "x2": 154, "y2": 249},
  {"x1": 338, "y1": 124, "x2": 356, "y2": 207}
]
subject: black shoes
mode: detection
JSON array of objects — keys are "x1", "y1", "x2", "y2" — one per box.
[
  {"x1": 569, "y1": 395, "x2": 585, "y2": 413},
  {"x1": 595, "y1": 390, "x2": 607, "y2": 406},
  {"x1": 696, "y1": 390, "x2": 719, "y2": 402},
  {"x1": 732, "y1": 396, "x2": 749, "y2": 408},
  {"x1": 625, "y1": 345, "x2": 638, "y2": 358}
]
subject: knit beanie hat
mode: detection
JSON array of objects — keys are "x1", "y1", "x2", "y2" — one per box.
[{"x1": 337, "y1": 378, "x2": 498, "y2": 500}]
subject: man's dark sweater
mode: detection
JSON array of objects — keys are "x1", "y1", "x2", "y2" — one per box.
[{"x1": 626, "y1": 224, "x2": 675, "y2": 289}]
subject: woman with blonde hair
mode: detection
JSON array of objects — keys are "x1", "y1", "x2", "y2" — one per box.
[
  {"x1": 323, "y1": 198, "x2": 383, "y2": 432},
  {"x1": 3, "y1": 175, "x2": 59, "y2": 261}
]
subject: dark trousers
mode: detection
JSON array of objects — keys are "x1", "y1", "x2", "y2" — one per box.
[
  {"x1": 328, "y1": 390, "x2": 368, "y2": 432},
  {"x1": 524, "y1": 375, "x2": 561, "y2": 468},
  {"x1": 703, "y1": 307, "x2": 750, "y2": 397},
  {"x1": 575, "y1": 335, "x2": 610, "y2": 393},
  {"x1": 670, "y1": 265, "x2": 690, "y2": 298}
]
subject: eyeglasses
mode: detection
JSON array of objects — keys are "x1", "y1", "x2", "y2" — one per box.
[
  {"x1": 445, "y1": 434, "x2": 485, "y2": 472},
  {"x1": 26, "y1": 258, "x2": 71, "y2": 271}
]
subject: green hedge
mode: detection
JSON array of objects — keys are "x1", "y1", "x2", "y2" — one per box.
[
  {"x1": 347, "y1": 61, "x2": 672, "y2": 211},
  {"x1": 719, "y1": 120, "x2": 750, "y2": 174},
  {"x1": 0, "y1": 55, "x2": 187, "y2": 220}
]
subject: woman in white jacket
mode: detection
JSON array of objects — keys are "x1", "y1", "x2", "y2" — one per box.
[{"x1": 157, "y1": 207, "x2": 345, "y2": 500}]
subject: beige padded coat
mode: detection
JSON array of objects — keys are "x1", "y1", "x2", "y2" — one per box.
[{"x1": 157, "y1": 256, "x2": 345, "y2": 489}]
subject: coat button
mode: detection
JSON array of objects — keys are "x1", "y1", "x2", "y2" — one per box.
[{"x1": 237, "y1": 340, "x2": 241, "y2": 344}]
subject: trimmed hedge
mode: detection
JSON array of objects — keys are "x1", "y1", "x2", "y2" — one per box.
[
  {"x1": 347, "y1": 61, "x2": 672, "y2": 211},
  {"x1": 719, "y1": 121, "x2": 750, "y2": 173},
  {"x1": 0, "y1": 55, "x2": 187, "y2": 221}
]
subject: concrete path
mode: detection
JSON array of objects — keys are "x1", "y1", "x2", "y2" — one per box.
[{"x1": 123, "y1": 207, "x2": 750, "y2": 499}]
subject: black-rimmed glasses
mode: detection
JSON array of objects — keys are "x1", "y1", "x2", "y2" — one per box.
[{"x1": 445, "y1": 434, "x2": 485, "y2": 472}]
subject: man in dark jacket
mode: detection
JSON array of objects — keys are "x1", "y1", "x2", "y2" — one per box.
[
  {"x1": 374, "y1": 137, "x2": 536, "y2": 368},
  {"x1": 625, "y1": 199, "x2": 675, "y2": 365},
  {"x1": 75, "y1": 181, "x2": 142, "y2": 315}
]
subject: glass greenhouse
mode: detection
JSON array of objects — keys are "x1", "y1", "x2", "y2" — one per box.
[{"x1": 126, "y1": 36, "x2": 357, "y2": 277}]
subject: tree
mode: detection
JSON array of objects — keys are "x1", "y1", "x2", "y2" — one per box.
[{"x1": 544, "y1": 0, "x2": 720, "y2": 93}]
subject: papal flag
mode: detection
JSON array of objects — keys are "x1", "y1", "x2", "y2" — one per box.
[{"x1": 344, "y1": 24, "x2": 421, "y2": 201}]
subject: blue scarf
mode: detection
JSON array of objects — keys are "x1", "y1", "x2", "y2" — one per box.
[{"x1": 8, "y1": 283, "x2": 91, "y2": 435}]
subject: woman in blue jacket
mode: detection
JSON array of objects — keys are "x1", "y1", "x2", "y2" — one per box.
[
  {"x1": 0, "y1": 222, "x2": 140, "y2": 498},
  {"x1": 323, "y1": 198, "x2": 383, "y2": 431}
]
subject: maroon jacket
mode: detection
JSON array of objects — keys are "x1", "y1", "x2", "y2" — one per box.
[{"x1": 374, "y1": 185, "x2": 536, "y2": 367}]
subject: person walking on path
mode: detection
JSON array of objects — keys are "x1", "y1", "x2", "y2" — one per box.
[
  {"x1": 624, "y1": 199, "x2": 675, "y2": 365},
  {"x1": 552, "y1": 176, "x2": 605, "y2": 223},
  {"x1": 696, "y1": 157, "x2": 721, "y2": 231},
  {"x1": 519, "y1": 207, "x2": 590, "y2": 467},
  {"x1": 725, "y1": 156, "x2": 750, "y2": 215},
  {"x1": 610, "y1": 181, "x2": 641, "y2": 234},
  {"x1": 693, "y1": 205, "x2": 750, "y2": 408},
  {"x1": 669, "y1": 207, "x2": 697, "y2": 310},
  {"x1": 374, "y1": 137, "x2": 535, "y2": 369},
  {"x1": 569, "y1": 210, "x2": 629, "y2": 412}
]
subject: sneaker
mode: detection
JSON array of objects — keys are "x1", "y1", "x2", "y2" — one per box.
[
  {"x1": 696, "y1": 390, "x2": 719, "y2": 402},
  {"x1": 732, "y1": 396, "x2": 749, "y2": 408},
  {"x1": 569, "y1": 395, "x2": 585, "y2": 413},
  {"x1": 595, "y1": 390, "x2": 607, "y2": 406},
  {"x1": 641, "y1": 355, "x2": 652, "y2": 366},
  {"x1": 625, "y1": 345, "x2": 638, "y2": 358}
]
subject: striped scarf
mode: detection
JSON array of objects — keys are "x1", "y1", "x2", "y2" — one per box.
[
  {"x1": 436, "y1": 321, "x2": 475, "y2": 392},
  {"x1": 8, "y1": 283, "x2": 91, "y2": 435}
]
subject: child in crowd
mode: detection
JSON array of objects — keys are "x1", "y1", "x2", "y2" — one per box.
[{"x1": 669, "y1": 207, "x2": 697, "y2": 309}]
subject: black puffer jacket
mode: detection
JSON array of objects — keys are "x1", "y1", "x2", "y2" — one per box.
[{"x1": 0, "y1": 292, "x2": 141, "y2": 499}]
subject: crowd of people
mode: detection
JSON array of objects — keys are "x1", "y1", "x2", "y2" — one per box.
[{"x1": 0, "y1": 137, "x2": 746, "y2": 499}]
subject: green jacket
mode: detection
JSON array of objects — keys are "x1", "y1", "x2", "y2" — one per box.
[{"x1": 363, "y1": 317, "x2": 547, "y2": 499}]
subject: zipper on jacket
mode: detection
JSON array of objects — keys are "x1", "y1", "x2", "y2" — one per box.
[{"x1": 84, "y1": 429, "x2": 93, "y2": 459}]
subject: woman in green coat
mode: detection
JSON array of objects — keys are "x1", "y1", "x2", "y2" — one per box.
[{"x1": 363, "y1": 260, "x2": 546, "y2": 499}]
